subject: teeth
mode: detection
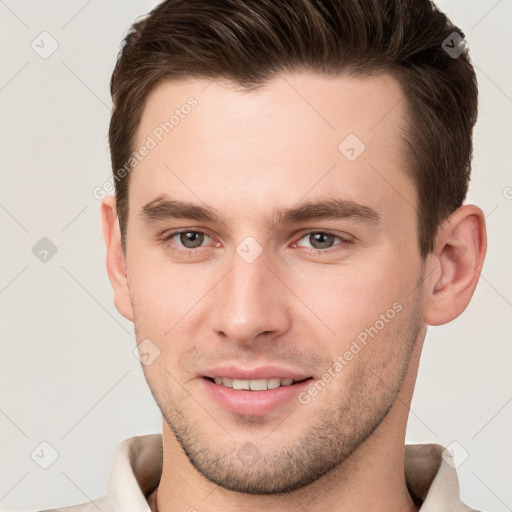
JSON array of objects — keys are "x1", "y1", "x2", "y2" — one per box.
[
  {"x1": 212, "y1": 377, "x2": 299, "y2": 390},
  {"x1": 267, "y1": 378, "x2": 281, "y2": 389},
  {"x1": 233, "y1": 379, "x2": 250, "y2": 390}
]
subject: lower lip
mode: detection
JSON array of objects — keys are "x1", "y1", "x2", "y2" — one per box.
[{"x1": 200, "y1": 377, "x2": 313, "y2": 416}]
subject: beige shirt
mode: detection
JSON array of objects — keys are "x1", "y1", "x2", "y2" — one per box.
[{"x1": 41, "y1": 434, "x2": 479, "y2": 512}]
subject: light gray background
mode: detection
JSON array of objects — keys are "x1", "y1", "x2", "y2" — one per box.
[{"x1": 0, "y1": 1, "x2": 510, "y2": 510}]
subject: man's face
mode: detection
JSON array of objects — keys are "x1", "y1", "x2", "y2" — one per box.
[{"x1": 123, "y1": 72, "x2": 426, "y2": 493}]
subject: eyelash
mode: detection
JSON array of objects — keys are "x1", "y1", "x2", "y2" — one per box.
[{"x1": 161, "y1": 229, "x2": 354, "y2": 256}]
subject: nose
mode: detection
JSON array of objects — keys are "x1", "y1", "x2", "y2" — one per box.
[{"x1": 211, "y1": 247, "x2": 292, "y2": 346}]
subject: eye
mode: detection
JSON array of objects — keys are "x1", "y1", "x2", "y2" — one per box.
[
  {"x1": 163, "y1": 230, "x2": 213, "y2": 251},
  {"x1": 160, "y1": 229, "x2": 353, "y2": 256},
  {"x1": 294, "y1": 231, "x2": 353, "y2": 252}
]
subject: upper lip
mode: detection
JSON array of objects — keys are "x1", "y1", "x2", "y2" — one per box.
[{"x1": 202, "y1": 365, "x2": 312, "y2": 381}]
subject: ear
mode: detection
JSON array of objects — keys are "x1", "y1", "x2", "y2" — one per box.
[
  {"x1": 423, "y1": 204, "x2": 487, "y2": 326},
  {"x1": 101, "y1": 195, "x2": 134, "y2": 322}
]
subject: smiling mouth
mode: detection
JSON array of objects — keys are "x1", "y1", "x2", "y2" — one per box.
[{"x1": 204, "y1": 376, "x2": 313, "y2": 391}]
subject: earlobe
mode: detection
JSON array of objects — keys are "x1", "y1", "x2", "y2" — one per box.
[
  {"x1": 100, "y1": 195, "x2": 134, "y2": 322},
  {"x1": 423, "y1": 204, "x2": 487, "y2": 326}
]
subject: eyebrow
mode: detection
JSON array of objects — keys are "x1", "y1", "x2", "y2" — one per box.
[{"x1": 140, "y1": 194, "x2": 381, "y2": 227}]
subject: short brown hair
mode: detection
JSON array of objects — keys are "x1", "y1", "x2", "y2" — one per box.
[{"x1": 109, "y1": 0, "x2": 478, "y2": 256}]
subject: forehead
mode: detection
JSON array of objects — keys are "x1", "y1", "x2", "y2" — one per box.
[{"x1": 130, "y1": 71, "x2": 416, "y2": 227}]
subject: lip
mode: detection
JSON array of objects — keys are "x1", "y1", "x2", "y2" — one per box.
[
  {"x1": 201, "y1": 365, "x2": 312, "y2": 381},
  {"x1": 200, "y1": 374, "x2": 314, "y2": 416}
]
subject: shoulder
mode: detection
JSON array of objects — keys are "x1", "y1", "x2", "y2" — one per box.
[{"x1": 38, "y1": 495, "x2": 114, "y2": 512}]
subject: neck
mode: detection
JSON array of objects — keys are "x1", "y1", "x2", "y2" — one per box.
[{"x1": 156, "y1": 333, "x2": 425, "y2": 512}]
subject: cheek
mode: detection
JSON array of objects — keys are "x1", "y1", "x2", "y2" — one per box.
[
  {"x1": 292, "y1": 259, "x2": 412, "y2": 342},
  {"x1": 140, "y1": 358, "x2": 189, "y2": 411},
  {"x1": 128, "y1": 253, "x2": 203, "y2": 332}
]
